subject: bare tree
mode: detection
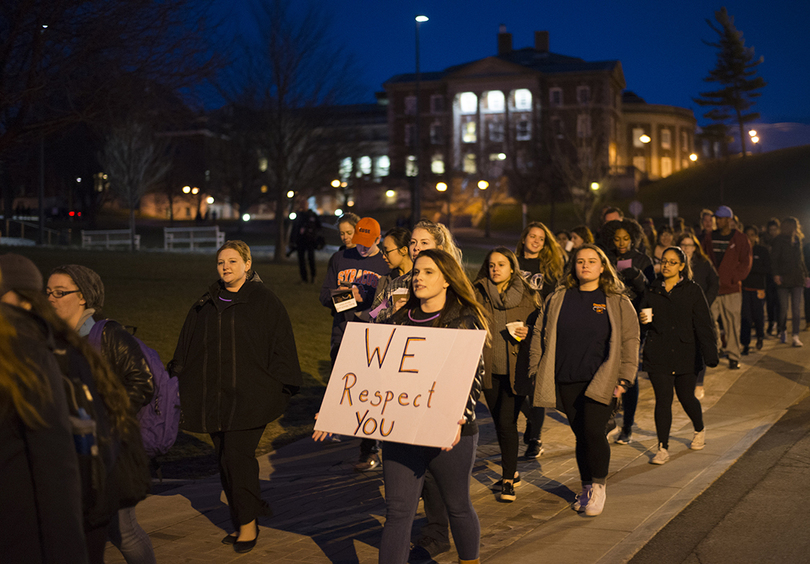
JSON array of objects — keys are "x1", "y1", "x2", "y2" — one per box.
[
  {"x1": 546, "y1": 107, "x2": 611, "y2": 228},
  {"x1": 98, "y1": 121, "x2": 171, "y2": 250},
  {"x1": 217, "y1": 0, "x2": 361, "y2": 261}
]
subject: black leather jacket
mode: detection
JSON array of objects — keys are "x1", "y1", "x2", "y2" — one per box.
[{"x1": 97, "y1": 320, "x2": 154, "y2": 411}]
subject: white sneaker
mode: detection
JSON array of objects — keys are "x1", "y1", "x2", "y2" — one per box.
[
  {"x1": 695, "y1": 385, "x2": 705, "y2": 400},
  {"x1": 572, "y1": 484, "x2": 592, "y2": 512},
  {"x1": 585, "y1": 483, "x2": 606, "y2": 516},
  {"x1": 691, "y1": 429, "x2": 706, "y2": 450},
  {"x1": 793, "y1": 335, "x2": 803, "y2": 347},
  {"x1": 651, "y1": 445, "x2": 670, "y2": 465}
]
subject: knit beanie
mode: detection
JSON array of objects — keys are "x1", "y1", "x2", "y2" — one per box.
[
  {"x1": 0, "y1": 253, "x2": 44, "y2": 297},
  {"x1": 50, "y1": 265, "x2": 105, "y2": 310}
]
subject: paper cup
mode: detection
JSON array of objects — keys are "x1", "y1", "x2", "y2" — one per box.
[{"x1": 506, "y1": 321, "x2": 526, "y2": 341}]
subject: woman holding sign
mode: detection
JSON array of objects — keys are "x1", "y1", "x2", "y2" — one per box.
[
  {"x1": 530, "y1": 245, "x2": 639, "y2": 517},
  {"x1": 640, "y1": 247, "x2": 718, "y2": 464},
  {"x1": 474, "y1": 247, "x2": 541, "y2": 502},
  {"x1": 171, "y1": 241, "x2": 302, "y2": 554},
  {"x1": 380, "y1": 248, "x2": 488, "y2": 564}
]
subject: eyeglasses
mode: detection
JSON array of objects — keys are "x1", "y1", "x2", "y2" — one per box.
[
  {"x1": 382, "y1": 247, "x2": 401, "y2": 257},
  {"x1": 660, "y1": 260, "x2": 682, "y2": 267},
  {"x1": 46, "y1": 289, "x2": 80, "y2": 299}
]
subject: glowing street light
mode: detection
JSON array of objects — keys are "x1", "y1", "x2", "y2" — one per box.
[
  {"x1": 751, "y1": 136, "x2": 759, "y2": 144},
  {"x1": 477, "y1": 180, "x2": 489, "y2": 190},
  {"x1": 639, "y1": 134, "x2": 651, "y2": 144},
  {"x1": 242, "y1": 213, "x2": 251, "y2": 222},
  {"x1": 331, "y1": 179, "x2": 341, "y2": 188},
  {"x1": 436, "y1": 182, "x2": 447, "y2": 192},
  {"x1": 286, "y1": 190, "x2": 295, "y2": 198},
  {"x1": 191, "y1": 187, "x2": 199, "y2": 195},
  {"x1": 749, "y1": 129, "x2": 757, "y2": 137},
  {"x1": 690, "y1": 153, "x2": 698, "y2": 162},
  {"x1": 334, "y1": 208, "x2": 343, "y2": 216},
  {"x1": 182, "y1": 186, "x2": 191, "y2": 194},
  {"x1": 415, "y1": 15, "x2": 429, "y2": 23},
  {"x1": 385, "y1": 189, "x2": 396, "y2": 198},
  {"x1": 590, "y1": 182, "x2": 600, "y2": 191},
  {"x1": 206, "y1": 196, "x2": 215, "y2": 204}
]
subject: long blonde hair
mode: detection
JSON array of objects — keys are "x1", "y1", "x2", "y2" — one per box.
[
  {"x1": 0, "y1": 278, "x2": 51, "y2": 428},
  {"x1": 515, "y1": 221, "x2": 566, "y2": 282},
  {"x1": 412, "y1": 219, "x2": 463, "y2": 266}
]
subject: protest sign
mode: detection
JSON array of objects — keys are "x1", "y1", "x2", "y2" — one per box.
[{"x1": 314, "y1": 322, "x2": 486, "y2": 448}]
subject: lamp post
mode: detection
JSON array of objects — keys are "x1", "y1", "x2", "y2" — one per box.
[
  {"x1": 478, "y1": 180, "x2": 491, "y2": 238},
  {"x1": 412, "y1": 14, "x2": 428, "y2": 227}
]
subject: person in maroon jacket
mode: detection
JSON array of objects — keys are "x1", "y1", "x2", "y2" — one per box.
[{"x1": 702, "y1": 206, "x2": 753, "y2": 369}]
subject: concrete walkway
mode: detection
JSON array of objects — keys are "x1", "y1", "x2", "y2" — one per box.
[{"x1": 105, "y1": 336, "x2": 810, "y2": 563}]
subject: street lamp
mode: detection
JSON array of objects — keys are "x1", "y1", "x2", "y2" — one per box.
[
  {"x1": 590, "y1": 182, "x2": 600, "y2": 191},
  {"x1": 689, "y1": 153, "x2": 698, "y2": 162},
  {"x1": 413, "y1": 14, "x2": 429, "y2": 226},
  {"x1": 639, "y1": 134, "x2": 651, "y2": 144},
  {"x1": 183, "y1": 185, "x2": 191, "y2": 194},
  {"x1": 435, "y1": 182, "x2": 447, "y2": 192}
]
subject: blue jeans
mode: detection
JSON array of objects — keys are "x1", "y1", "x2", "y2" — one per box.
[
  {"x1": 777, "y1": 286, "x2": 803, "y2": 336},
  {"x1": 107, "y1": 506, "x2": 156, "y2": 564},
  {"x1": 380, "y1": 434, "x2": 480, "y2": 563}
]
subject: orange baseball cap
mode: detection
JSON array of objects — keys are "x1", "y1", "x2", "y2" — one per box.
[{"x1": 352, "y1": 217, "x2": 381, "y2": 247}]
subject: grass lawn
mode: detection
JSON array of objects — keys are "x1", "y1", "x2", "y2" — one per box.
[{"x1": 7, "y1": 247, "x2": 334, "y2": 478}]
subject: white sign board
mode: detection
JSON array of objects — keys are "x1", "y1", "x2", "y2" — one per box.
[
  {"x1": 314, "y1": 322, "x2": 487, "y2": 448},
  {"x1": 663, "y1": 202, "x2": 679, "y2": 218}
]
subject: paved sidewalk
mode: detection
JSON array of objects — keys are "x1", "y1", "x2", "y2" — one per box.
[{"x1": 105, "y1": 337, "x2": 810, "y2": 563}]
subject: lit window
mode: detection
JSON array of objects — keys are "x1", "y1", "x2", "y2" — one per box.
[
  {"x1": 661, "y1": 157, "x2": 672, "y2": 177},
  {"x1": 633, "y1": 155, "x2": 646, "y2": 172},
  {"x1": 376, "y1": 155, "x2": 390, "y2": 177},
  {"x1": 258, "y1": 157, "x2": 268, "y2": 172},
  {"x1": 632, "y1": 128, "x2": 646, "y2": 148},
  {"x1": 577, "y1": 86, "x2": 590, "y2": 105},
  {"x1": 359, "y1": 156, "x2": 372, "y2": 175},
  {"x1": 405, "y1": 96, "x2": 416, "y2": 115},
  {"x1": 459, "y1": 92, "x2": 477, "y2": 114},
  {"x1": 517, "y1": 119, "x2": 531, "y2": 141},
  {"x1": 462, "y1": 120, "x2": 476, "y2": 143},
  {"x1": 430, "y1": 122, "x2": 443, "y2": 145},
  {"x1": 661, "y1": 129, "x2": 671, "y2": 149},
  {"x1": 406, "y1": 155, "x2": 418, "y2": 177},
  {"x1": 431, "y1": 154, "x2": 445, "y2": 174},
  {"x1": 339, "y1": 157, "x2": 352, "y2": 181},
  {"x1": 549, "y1": 88, "x2": 563, "y2": 107},
  {"x1": 486, "y1": 91, "x2": 504, "y2": 112},
  {"x1": 577, "y1": 114, "x2": 591, "y2": 138},
  {"x1": 405, "y1": 124, "x2": 416, "y2": 147},
  {"x1": 431, "y1": 95, "x2": 444, "y2": 113},
  {"x1": 463, "y1": 153, "x2": 476, "y2": 174},
  {"x1": 489, "y1": 121, "x2": 504, "y2": 142},
  {"x1": 514, "y1": 89, "x2": 532, "y2": 110}
]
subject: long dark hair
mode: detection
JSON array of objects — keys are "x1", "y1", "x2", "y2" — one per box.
[
  {"x1": 515, "y1": 221, "x2": 565, "y2": 282},
  {"x1": 14, "y1": 290, "x2": 138, "y2": 438},
  {"x1": 392, "y1": 249, "x2": 488, "y2": 334},
  {"x1": 475, "y1": 247, "x2": 542, "y2": 309},
  {"x1": 662, "y1": 246, "x2": 692, "y2": 280}
]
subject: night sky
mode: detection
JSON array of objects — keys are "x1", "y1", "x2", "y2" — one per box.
[{"x1": 213, "y1": 0, "x2": 810, "y2": 144}]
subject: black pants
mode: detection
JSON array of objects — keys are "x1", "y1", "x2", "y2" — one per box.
[
  {"x1": 210, "y1": 426, "x2": 270, "y2": 530},
  {"x1": 741, "y1": 288, "x2": 765, "y2": 346},
  {"x1": 766, "y1": 278, "x2": 780, "y2": 329},
  {"x1": 297, "y1": 244, "x2": 316, "y2": 282},
  {"x1": 557, "y1": 381, "x2": 615, "y2": 484},
  {"x1": 649, "y1": 373, "x2": 703, "y2": 449},
  {"x1": 483, "y1": 374, "x2": 525, "y2": 481},
  {"x1": 621, "y1": 378, "x2": 639, "y2": 432},
  {"x1": 521, "y1": 400, "x2": 545, "y2": 443}
]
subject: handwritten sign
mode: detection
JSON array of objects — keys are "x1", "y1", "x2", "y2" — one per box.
[{"x1": 314, "y1": 322, "x2": 487, "y2": 448}]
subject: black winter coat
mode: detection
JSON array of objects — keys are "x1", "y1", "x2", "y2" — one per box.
[
  {"x1": 170, "y1": 272, "x2": 302, "y2": 433},
  {"x1": 94, "y1": 320, "x2": 154, "y2": 411},
  {"x1": 641, "y1": 277, "x2": 719, "y2": 375}
]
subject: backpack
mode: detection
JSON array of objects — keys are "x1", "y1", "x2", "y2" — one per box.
[{"x1": 89, "y1": 320, "x2": 181, "y2": 458}]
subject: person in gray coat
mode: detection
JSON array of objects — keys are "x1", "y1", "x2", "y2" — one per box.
[{"x1": 529, "y1": 245, "x2": 639, "y2": 518}]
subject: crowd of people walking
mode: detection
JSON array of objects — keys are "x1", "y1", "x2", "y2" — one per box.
[{"x1": 2, "y1": 202, "x2": 806, "y2": 564}]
